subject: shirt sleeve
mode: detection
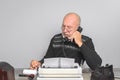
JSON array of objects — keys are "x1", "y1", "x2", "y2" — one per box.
[{"x1": 80, "y1": 38, "x2": 102, "y2": 70}]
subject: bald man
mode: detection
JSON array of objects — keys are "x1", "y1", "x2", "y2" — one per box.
[{"x1": 30, "y1": 12, "x2": 102, "y2": 70}]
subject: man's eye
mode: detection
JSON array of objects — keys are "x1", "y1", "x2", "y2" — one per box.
[
  {"x1": 68, "y1": 26, "x2": 72, "y2": 29},
  {"x1": 62, "y1": 25, "x2": 66, "y2": 28},
  {"x1": 63, "y1": 26, "x2": 65, "y2": 28}
]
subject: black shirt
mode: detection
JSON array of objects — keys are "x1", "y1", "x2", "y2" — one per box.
[{"x1": 40, "y1": 33, "x2": 102, "y2": 70}]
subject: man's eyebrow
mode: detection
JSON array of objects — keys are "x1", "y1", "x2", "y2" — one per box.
[{"x1": 62, "y1": 24, "x2": 72, "y2": 28}]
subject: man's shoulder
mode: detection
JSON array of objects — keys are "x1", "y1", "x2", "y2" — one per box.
[
  {"x1": 50, "y1": 33, "x2": 62, "y2": 41},
  {"x1": 82, "y1": 35, "x2": 92, "y2": 42},
  {"x1": 52, "y1": 33, "x2": 62, "y2": 38}
]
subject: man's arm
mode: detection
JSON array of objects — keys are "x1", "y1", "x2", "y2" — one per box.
[
  {"x1": 80, "y1": 38, "x2": 102, "y2": 70},
  {"x1": 70, "y1": 31, "x2": 102, "y2": 70}
]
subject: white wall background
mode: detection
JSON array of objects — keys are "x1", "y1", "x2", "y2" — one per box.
[{"x1": 0, "y1": 0, "x2": 120, "y2": 68}]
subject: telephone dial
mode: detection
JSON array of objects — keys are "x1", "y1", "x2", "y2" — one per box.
[{"x1": 63, "y1": 26, "x2": 83, "y2": 42}]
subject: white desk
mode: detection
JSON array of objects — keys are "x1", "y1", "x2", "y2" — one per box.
[{"x1": 15, "y1": 68, "x2": 120, "y2": 80}]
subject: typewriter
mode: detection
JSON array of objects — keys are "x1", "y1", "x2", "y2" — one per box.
[{"x1": 37, "y1": 58, "x2": 83, "y2": 80}]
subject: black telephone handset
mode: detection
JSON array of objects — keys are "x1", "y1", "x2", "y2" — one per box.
[
  {"x1": 63, "y1": 26, "x2": 83, "y2": 42},
  {"x1": 77, "y1": 26, "x2": 83, "y2": 33}
]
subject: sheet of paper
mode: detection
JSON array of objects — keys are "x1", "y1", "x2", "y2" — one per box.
[
  {"x1": 42, "y1": 57, "x2": 75, "y2": 68},
  {"x1": 43, "y1": 58, "x2": 59, "y2": 68},
  {"x1": 60, "y1": 58, "x2": 75, "y2": 68},
  {"x1": 23, "y1": 69, "x2": 37, "y2": 75}
]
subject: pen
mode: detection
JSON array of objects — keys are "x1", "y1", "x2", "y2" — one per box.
[{"x1": 19, "y1": 74, "x2": 34, "y2": 78}]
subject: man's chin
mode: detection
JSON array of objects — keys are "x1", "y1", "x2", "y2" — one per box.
[
  {"x1": 64, "y1": 35, "x2": 69, "y2": 38},
  {"x1": 63, "y1": 34, "x2": 71, "y2": 38},
  {"x1": 64, "y1": 36, "x2": 70, "y2": 39}
]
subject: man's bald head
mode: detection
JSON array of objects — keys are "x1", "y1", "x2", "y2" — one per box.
[
  {"x1": 62, "y1": 12, "x2": 81, "y2": 38},
  {"x1": 63, "y1": 12, "x2": 81, "y2": 27}
]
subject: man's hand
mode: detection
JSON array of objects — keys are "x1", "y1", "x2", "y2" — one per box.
[
  {"x1": 30, "y1": 60, "x2": 41, "y2": 70},
  {"x1": 69, "y1": 31, "x2": 83, "y2": 47}
]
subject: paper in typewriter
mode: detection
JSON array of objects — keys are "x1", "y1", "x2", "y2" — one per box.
[{"x1": 42, "y1": 57, "x2": 75, "y2": 68}]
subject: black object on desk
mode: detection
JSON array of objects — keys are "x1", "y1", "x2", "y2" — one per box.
[
  {"x1": 19, "y1": 74, "x2": 34, "y2": 78},
  {"x1": 91, "y1": 64, "x2": 114, "y2": 80}
]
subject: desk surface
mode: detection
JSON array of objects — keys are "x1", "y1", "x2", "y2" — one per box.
[{"x1": 15, "y1": 68, "x2": 120, "y2": 80}]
